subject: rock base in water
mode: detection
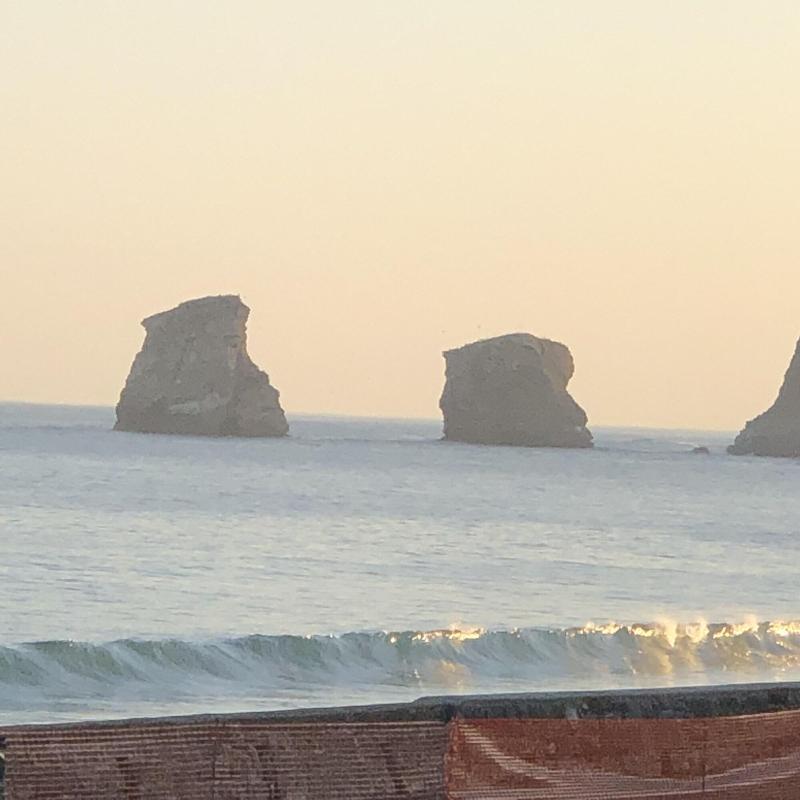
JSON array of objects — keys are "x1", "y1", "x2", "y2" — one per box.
[
  {"x1": 439, "y1": 333, "x2": 592, "y2": 448},
  {"x1": 729, "y1": 338, "x2": 800, "y2": 457},
  {"x1": 115, "y1": 295, "x2": 288, "y2": 437}
]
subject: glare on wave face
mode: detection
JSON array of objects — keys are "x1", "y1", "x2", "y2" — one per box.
[{"x1": 5, "y1": 616, "x2": 800, "y2": 718}]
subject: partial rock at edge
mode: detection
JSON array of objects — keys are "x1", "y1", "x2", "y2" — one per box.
[{"x1": 729, "y1": 338, "x2": 800, "y2": 457}]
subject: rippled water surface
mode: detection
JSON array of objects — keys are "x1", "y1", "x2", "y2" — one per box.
[{"x1": 1, "y1": 402, "x2": 798, "y2": 722}]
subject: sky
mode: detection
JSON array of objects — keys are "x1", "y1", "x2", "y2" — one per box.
[{"x1": 1, "y1": 1, "x2": 799, "y2": 429}]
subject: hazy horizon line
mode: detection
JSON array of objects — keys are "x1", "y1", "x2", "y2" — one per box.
[{"x1": 0, "y1": 398, "x2": 740, "y2": 435}]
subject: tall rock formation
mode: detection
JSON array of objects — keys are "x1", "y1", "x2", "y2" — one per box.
[
  {"x1": 729, "y1": 338, "x2": 800, "y2": 457},
  {"x1": 439, "y1": 333, "x2": 593, "y2": 448},
  {"x1": 115, "y1": 295, "x2": 289, "y2": 437}
]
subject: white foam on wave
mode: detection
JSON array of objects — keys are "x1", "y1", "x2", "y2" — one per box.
[{"x1": 3, "y1": 617, "x2": 800, "y2": 723}]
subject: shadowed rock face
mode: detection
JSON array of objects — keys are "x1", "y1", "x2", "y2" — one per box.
[
  {"x1": 115, "y1": 295, "x2": 288, "y2": 437},
  {"x1": 729, "y1": 338, "x2": 800, "y2": 457},
  {"x1": 439, "y1": 333, "x2": 592, "y2": 448}
]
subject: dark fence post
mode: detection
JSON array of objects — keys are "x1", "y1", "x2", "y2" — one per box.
[{"x1": 0, "y1": 735, "x2": 6, "y2": 800}]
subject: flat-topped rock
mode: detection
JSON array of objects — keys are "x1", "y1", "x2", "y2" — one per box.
[
  {"x1": 115, "y1": 295, "x2": 288, "y2": 437},
  {"x1": 439, "y1": 333, "x2": 592, "y2": 448},
  {"x1": 729, "y1": 338, "x2": 800, "y2": 457}
]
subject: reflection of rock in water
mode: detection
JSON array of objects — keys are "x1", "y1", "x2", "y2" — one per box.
[
  {"x1": 729, "y1": 338, "x2": 800, "y2": 457},
  {"x1": 439, "y1": 333, "x2": 592, "y2": 448},
  {"x1": 115, "y1": 295, "x2": 288, "y2": 438}
]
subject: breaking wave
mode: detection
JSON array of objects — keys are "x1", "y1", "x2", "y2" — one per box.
[{"x1": 4, "y1": 619, "x2": 800, "y2": 720}]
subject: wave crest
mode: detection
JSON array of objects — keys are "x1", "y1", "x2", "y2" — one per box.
[{"x1": 3, "y1": 619, "x2": 800, "y2": 718}]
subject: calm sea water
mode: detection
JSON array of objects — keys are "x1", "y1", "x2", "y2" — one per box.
[{"x1": 1, "y1": 402, "x2": 799, "y2": 723}]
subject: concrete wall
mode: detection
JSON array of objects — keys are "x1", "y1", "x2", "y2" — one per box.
[{"x1": 4, "y1": 682, "x2": 800, "y2": 799}]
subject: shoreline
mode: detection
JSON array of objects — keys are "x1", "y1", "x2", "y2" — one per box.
[
  {"x1": 4, "y1": 681, "x2": 800, "y2": 797},
  {"x1": 6, "y1": 679, "x2": 800, "y2": 731}
]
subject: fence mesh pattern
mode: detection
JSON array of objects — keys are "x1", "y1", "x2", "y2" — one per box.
[
  {"x1": 2, "y1": 720, "x2": 447, "y2": 799},
  {"x1": 4, "y1": 707, "x2": 800, "y2": 798},
  {"x1": 446, "y1": 711, "x2": 800, "y2": 799}
]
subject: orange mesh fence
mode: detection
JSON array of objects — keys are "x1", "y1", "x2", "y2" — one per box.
[
  {"x1": 446, "y1": 712, "x2": 800, "y2": 799},
  {"x1": 5, "y1": 688, "x2": 800, "y2": 799},
  {"x1": 212, "y1": 720, "x2": 446, "y2": 800},
  {"x1": 2, "y1": 719, "x2": 447, "y2": 799}
]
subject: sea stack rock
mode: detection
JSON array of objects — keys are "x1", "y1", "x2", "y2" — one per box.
[
  {"x1": 115, "y1": 295, "x2": 288, "y2": 437},
  {"x1": 728, "y1": 338, "x2": 800, "y2": 457},
  {"x1": 439, "y1": 333, "x2": 592, "y2": 448}
]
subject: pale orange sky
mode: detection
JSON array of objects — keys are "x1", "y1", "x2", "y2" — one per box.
[{"x1": 1, "y1": 2, "x2": 799, "y2": 429}]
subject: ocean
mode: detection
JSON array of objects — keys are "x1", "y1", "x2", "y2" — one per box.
[{"x1": 1, "y1": 402, "x2": 798, "y2": 724}]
